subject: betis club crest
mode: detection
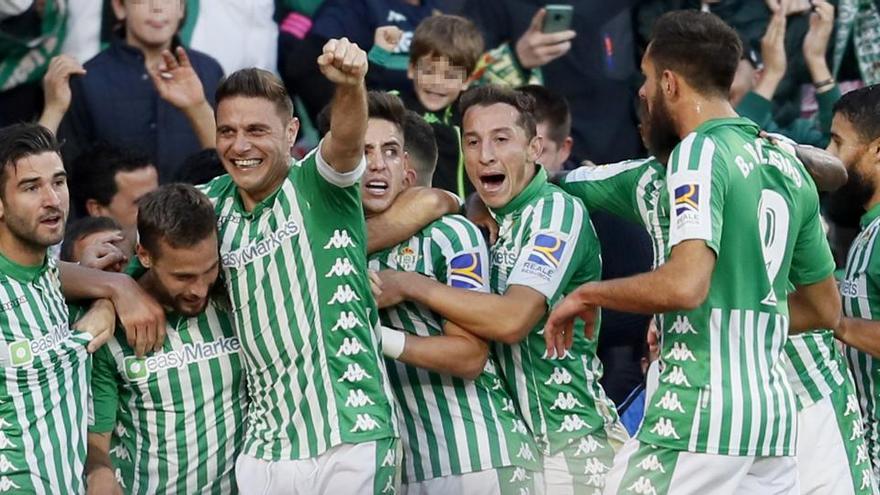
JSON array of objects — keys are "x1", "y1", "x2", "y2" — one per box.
[{"x1": 396, "y1": 246, "x2": 418, "y2": 271}]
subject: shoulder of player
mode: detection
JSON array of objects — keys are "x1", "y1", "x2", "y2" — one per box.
[
  {"x1": 425, "y1": 214, "x2": 485, "y2": 248},
  {"x1": 669, "y1": 131, "x2": 727, "y2": 173},
  {"x1": 199, "y1": 173, "x2": 235, "y2": 200},
  {"x1": 564, "y1": 157, "x2": 655, "y2": 185}
]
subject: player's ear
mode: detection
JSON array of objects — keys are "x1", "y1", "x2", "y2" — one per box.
[
  {"x1": 136, "y1": 243, "x2": 152, "y2": 269},
  {"x1": 663, "y1": 70, "x2": 678, "y2": 99},
  {"x1": 527, "y1": 134, "x2": 543, "y2": 164}
]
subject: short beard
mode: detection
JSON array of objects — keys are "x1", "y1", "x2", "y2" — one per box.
[
  {"x1": 644, "y1": 95, "x2": 680, "y2": 166},
  {"x1": 4, "y1": 210, "x2": 64, "y2": 254},
  {"x1": 827, "y1": 165, "x2": 875, "y2": 227}
]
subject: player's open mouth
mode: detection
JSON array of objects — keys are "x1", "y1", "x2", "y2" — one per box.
[
  {"x1": 39, "y1": 214, "x2": 62, "y2": 227},
  {"x1": 365, "y1": 180, "x2": 389, "y2": 195},
  {"x1": 479, "y1": 173, "x2": 506, "y2": 193},
  {"x1": 232, "y1": 158, "x2": 262, "y2": 170}
]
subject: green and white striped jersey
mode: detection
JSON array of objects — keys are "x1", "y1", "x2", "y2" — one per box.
[
  {"x1": 842, "y1": 203, "x2": 880, "y2": 479},
  {"x1": 0, "y1": 254, "x2": 90, "y2": 494},
  {"x1": 562, "y1": 117, "x2": 835, "y2": 456},
  {"x1": 89, "y1": 296, "x2": 246, "y2": 494},
  {"x1": 199, "y1": 145, "x2": 397, "y2": 461},
  {"x1": 562, "y1": 156, "x2": 849, "y2": 411},
  {"x1": 369, "y1": 214, "x2": 541, "y2": 483},
  {"x1": 488, "y1": 167, "x2": 619, "y2": 455}
]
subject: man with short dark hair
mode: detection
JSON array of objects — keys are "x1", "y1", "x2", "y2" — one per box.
[
  {"x1": 0, "y1": 123, "x2": 112, "y2": 492},
  {"x1": 403, "y1": 110, "x2": 438, "y2": 187},
  {"x1": 70, "y1": 142, "x2": 158, "y2": 248},
  {"x1": 518, "y1": 84, "x2": 573, "y2": 173},
  {"x1": 195, "y1": 39, "x2": 400, "y2": 493},
  {"x1": 375, "y1": 84, "x2": 627, "y2": 493},
  {"x1": 827, "y1": 84, "x2": 880, "y2": 489},
  {"x1": 364, "y1": 90, "x2": 541, "y2": 493},
  {"x1": 542, "y1": 11, "x2": 841, "y2": 493},
  {"x1": 84, "y1": 184, "x2": 247, "y2": 494}
]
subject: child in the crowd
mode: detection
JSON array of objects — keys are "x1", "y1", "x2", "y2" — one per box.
[{"x1": 60, "y1": 0, "x2": 223, "y2": 182}]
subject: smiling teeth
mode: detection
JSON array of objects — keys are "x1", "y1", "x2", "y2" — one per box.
[{"x1": 234, "y1": 159, "x2": 260, "y2": 168}]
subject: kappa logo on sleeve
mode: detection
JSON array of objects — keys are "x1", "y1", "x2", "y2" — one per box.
[
  {"x1": 449, "y1": 252, "x2": 484, "y2": 290},
  {"x1": 674, "y1": 184, "x2": 700, "y2": 215}
]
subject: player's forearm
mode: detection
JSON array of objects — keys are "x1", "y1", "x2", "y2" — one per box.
[
  {"x1": 796, "y1": 144, "x2": 847, "y2": 192},
  {"x1": 85, "y1": 432, "x2": 113, "y2": 475},
  {"x1": 324, "y1": 82, "x2": 368, "y2": 173},
  {"x1": 367, "y1": 187, "x2": 459, "y2": 253},
  {"x1": 38, "y1": 105, "x2": 66, "y2": 135},
  {"x1": 836, "y1": 317, "x2": 880, "y2": 357},
  {"x1": 400, "y1": 273, "x2": 534, "y2": 343},
  {"x1": 182, "y1": 100, "x2": 216, "y2": 149},
  {"x1": 788, "y1": 276, "x2": 841, "y2": 333},
  {"x1": 58, "y1": 261, "x2": 126, "y2": 301},
  {"x1": 574, "y1": 268, "x2": 706, "y2": 315},
  {"x1": 398, "y1": 332, "x2": 489, "y2": 380}
]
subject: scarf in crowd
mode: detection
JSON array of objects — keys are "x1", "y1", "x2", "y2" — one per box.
[
  {"x1": 0, "y1": 0, "x2": 67, "y2": 92},
  {"x1": 833, "y1": 0, "x2": 880, "y2": 85}
]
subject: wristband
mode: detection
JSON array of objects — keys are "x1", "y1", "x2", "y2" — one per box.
[
  {"x1": 813, "y1": 78, "x2": 835, "y2": 89},
  {"x1": 381, "y1": 326, "x2": 406, "y2": 359}
]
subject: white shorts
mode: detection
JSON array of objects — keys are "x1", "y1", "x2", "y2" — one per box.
[
  {"x1": 401, "y1": 466, "x2": 543, "y2": 495},
  {"x1": 603, "y1": 438, "x2": 798, "y2": 495},
  {"x1": 797, "y1": 386, "x2": 878, "y2": 494},
  {"x1": 235, "y1": 438, "x2": 399, "y2": 495}
]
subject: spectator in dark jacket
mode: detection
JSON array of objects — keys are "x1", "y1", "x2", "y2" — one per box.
[{"x1": 60, "y1": 0, "x2": 223, "y2": 182}]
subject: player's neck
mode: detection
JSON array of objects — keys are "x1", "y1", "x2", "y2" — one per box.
[
  {"x1": 0, "y1": 229, "x2": 46, "y2": 267},
  {"x1": 675, "y1": 97, "x2": 737, "y2": 138},
  {"x1": 865, "y1": 188, "x2": 880, "y2": 214},
  {"x1": 138, "y1": 270, "x2": 173, "y2": 311}
]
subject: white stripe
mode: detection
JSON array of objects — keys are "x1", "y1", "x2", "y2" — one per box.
[
  {"x1": 565, "y1": 158, "x2": 652, "y2": 182},
  {"x1": 727, "y1": 310, "x2": 744, "y2": 453},
  {"x1": 707, "y1": 309, "x2": 724, "y2": 453},
  {"x1": 743, "y1": 310, "x2": 761, "y2": 454},
  {"x1": 771, "y1": 314, "x2": 792, "y2": 455},
  {"x1": 756, "y1": 312, "x2": 773, "y2": 454}
]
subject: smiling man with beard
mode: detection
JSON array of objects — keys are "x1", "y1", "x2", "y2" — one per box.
[{"x1": 542, "y1": 11, "x2": 843, "y2": 494}]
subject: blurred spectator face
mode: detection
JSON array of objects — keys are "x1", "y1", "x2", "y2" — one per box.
[
  {"x1": 138, "y1": 234, "x2": 219, "y2": 317},
  {"x1": 729, "y1": 59, "x2": 758, "y2": 107},
  {"x1": 112, "y1": 0, "x2": 185, "y2": 50},
  {"x1": 0, "y1": 152, "x2": 69, "y2": 251},
  {"x1": 827, "y1": 113, "x2": 876, "y2": 207},
  {"x1": 87, "y1": 165, "x2": 158, "y2": 231},
  {"x1": 216, "y1": 96, "x2": 299, "y2": 207},
  {"x1": 535, "y1": 122, "x2": 572, "y2": 173},
  {"x1": 408, "y1": 56, "x2": 469, "y2": 112},
  {"x1": 462, "y1": 103, "x2": 541, "y2": 209},
  {"x1": 638, "y1": 49, "x2": 680, "y2": 164},
  {"x1": 362, "y1": 118, "x2": 414, "y2": 215}
]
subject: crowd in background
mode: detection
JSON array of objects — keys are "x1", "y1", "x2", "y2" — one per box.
[{"x1": 1, "y1": 0, "x2": 875, "y2": 424}]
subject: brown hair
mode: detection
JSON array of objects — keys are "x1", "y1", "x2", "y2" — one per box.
[
  {"x1": 410, "y1": 15, "x2": 485, "y2": 75},
  {"x1": 459, "y1": 85, "x2": 537, "y2": 140},
  {"x1": 137, "y1": 183, "x2": 217, "y2": 256},
  {"x1": 216, "y1": 68, "x2": 294, "y2": 121}
]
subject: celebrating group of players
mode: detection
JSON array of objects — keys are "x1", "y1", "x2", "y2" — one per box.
[{"x1": 1, "y1": 8, "x2": 879, "y2": 495}]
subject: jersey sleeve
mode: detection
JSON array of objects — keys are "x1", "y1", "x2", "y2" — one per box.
[
  {"x1": 789, "y1": 183, "x2": 835, "y2": 286},
  {"x1": 294, "y1": 139, "x2": 366, "y2": 209},
  {"x1": 667, "y1": 133, "x2": 729, "y2": 254},
  {"x1": 89, "y1": 345, "x2": 120, "y2": 434},
  {"x1": 431, "y1": 216, "x2": 491, "y2": 294},
  {"x1": 507, "y1": 194, "x2": 590, "y2": 305},
  {"x1": 560, "y1": 159, "x2": 650, "y2": 226}
]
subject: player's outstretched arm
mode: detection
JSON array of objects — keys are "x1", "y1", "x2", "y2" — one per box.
[
  {"x1": 58, "y1": 262, "x2": 166, "y2": 356},
  {"x1": 367, "y1": 187, "x2": 460, "y2": 254},
  {"x1": 318, "y1": 37, "x2": 369, "y2": 174},
  {"x1": 795, "y1": 144, "x2": 847, "y2": 192},
  {"x1": 788, "y1": 275, "x2": 841, "y2": 334},
  {"x1": 383, "y1": 321, "x2": 489, "y2": 380},
  {"x1": 543, "y1": 239, "x2": 714, "y2": 356},
  {"x1": 85, "y1": 432, "x2": 123, "y2": 495},
  {"x1": 375, "y1": 270, "x2": 546, "y2": 344}
]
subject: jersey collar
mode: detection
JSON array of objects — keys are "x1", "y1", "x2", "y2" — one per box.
[
  {"x1": 0, "y1": 250, "x2": 48, "y2": 283},
  {"x1": 231, "y1": 159, "x2": 293, "y2": 217},
  {"x1": 861, "y1": 202, "x2": 880, "y2": 228},
  {"x1": 692, "y1": 116, "x2": 759, "y2": 135},
  {"x1": 489, "y1": 165, "x2": 547, "y2": 218}
]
